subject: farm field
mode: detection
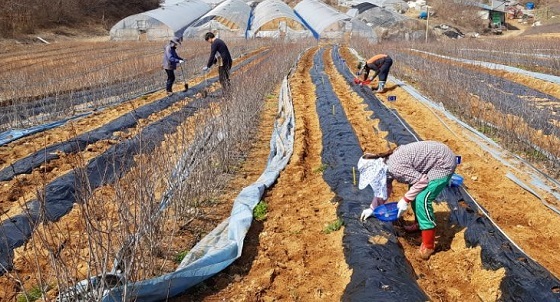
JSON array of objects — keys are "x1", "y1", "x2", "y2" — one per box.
[{"x1": 0, "y1": 37, "x2": 560, "y2": 301}]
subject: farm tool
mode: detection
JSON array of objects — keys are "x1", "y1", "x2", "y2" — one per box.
[
  {"x1": 201, "y1": 69, "x2": 209, "y2": 98},
  {"x1": 179, "y1": 62, "x2": 189, "y2": 92},
  {"x1": 353, "y1": 78, "x2": 371, "y2": 85}
]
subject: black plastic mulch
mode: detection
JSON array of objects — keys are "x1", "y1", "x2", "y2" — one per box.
[
  {"x1": 330, "y1": 45, "x2": 560, "y2": 301},
  {"x1": 310, "y1": 47, "x2": 428, "y2": 301},
  {"x1": 0, "y1": 48, "x2": 273, "y2": 275},
  {"x1": 0, "y1": 50, "x2": 271, "y2": 181},
  {"x1": 0, "y1": 89, "x2": 223, "y2": 274}
]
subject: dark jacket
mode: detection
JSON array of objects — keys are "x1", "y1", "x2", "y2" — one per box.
[
  {"x1": 162, "y1": 42, "x2": 183, "y2": 70},
  {"x1": 206, "y1": 38, "x2": 232, "y2": 68}
]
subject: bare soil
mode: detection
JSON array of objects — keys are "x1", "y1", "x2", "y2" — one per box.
[
  {"x1": 1, "y1": 40, "x2": 560, "y2": 302},
  {"x1": 175, "y1": 45, "x2": 560, "y2": 301}
]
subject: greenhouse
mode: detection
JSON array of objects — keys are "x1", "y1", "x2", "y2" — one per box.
[
  {"x1": 248, "y1": 0, "x2": 312, "y2": 39},
  {"x1": 294, "y1": 0, "x2": 348, "y2": 39},
  {"x1": 110, "y1": 0, "x2": 211, "y2": 41},
  {"x1": 183, "y1": 0, "x2": 252, "y2": 39}
]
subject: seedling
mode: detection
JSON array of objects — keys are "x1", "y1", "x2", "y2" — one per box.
[
  {"x1": 323, "y1": 218, "x2": 344, "y2": 234},
  {"x1": 253, "y1": 200, "x2": 268, "y2": 221}
]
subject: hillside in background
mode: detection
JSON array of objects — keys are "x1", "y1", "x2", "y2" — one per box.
[{"x1": 0, "y1": 0, "x2": 161, "y2": 39}]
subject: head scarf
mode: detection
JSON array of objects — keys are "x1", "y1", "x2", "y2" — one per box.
[{"x1": 357, "y1": 156, "x2": 388, "y2": 200}]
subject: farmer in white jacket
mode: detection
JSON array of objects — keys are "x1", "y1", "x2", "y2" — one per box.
[{"x1": 357, "y1": 141, "x2": 457, "y2": 260}]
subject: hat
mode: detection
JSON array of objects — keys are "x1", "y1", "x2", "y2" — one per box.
[
  {"x1": 170, "y1": 36, "x2": 182, "y2": 45},
  {"x1": 357, "y1": 156, "x2": 388, "y2": 200}
]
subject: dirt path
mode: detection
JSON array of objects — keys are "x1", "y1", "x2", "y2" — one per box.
[{"x1": 182, "y1": 46, "x2": 352, "y2": 301}]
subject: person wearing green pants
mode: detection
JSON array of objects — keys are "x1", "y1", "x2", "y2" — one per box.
[{"x1": 358, "y1": 141, "x2": 457, "y2": 260}]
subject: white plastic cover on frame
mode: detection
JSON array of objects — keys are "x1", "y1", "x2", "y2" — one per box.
[
  {"x1": 345, "y1": 0, "x2": 408, "y2": 12},
  {"x1": 110, "y1": 0, "x2": 211, "y2": 40},
  {"x1": 294, "y1": 0, "x2": 350, "y2": 39},
  {"x1": 183, "y1": 0, "x2": 251, "y2": 38},
  {"x1": 200, "y1": 0, "x2": 226, "y2": 7},
  {"x1": 349, "y1": 18, "x2": 376, "y2": 38},
  {"x1": 249, "y1": 0, "x2": 312, "y2": 39}
]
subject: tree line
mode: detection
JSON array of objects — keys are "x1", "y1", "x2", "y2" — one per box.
[{"x1": 0, "y1": 0, "x2": 161, "y2": 38}]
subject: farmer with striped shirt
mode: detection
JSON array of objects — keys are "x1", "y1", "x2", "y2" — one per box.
[{"x1": 357, "y1": 141, "x2": 457, "y2": 260}]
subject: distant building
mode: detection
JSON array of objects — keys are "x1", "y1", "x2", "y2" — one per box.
[{"x1": 474, "y1": 0, "x2": 508, "y2": 28}]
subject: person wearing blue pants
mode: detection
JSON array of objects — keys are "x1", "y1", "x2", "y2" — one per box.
[{"x1": 162, "y1": 36, "x2": 184, "y2": 96}]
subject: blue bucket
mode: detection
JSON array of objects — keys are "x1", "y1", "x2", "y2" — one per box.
[
  {"x1": 526, "y1": 2, "x2": 534, "y2": 9},
  {"x1": 450, "y1": 174, "x2": 464, "y2": 187},
  {"x1": 373, "y1": 202, "x2": 399, "y2": 222}
]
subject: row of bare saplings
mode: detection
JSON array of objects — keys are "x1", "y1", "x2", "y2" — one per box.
[
  {"x1": 0, "y1": 39, "x2": 257, "y2": 131},
  {"x1": 6, "y1": 40, "x2": 312, "y2": 301},
  {"x1": 350, "y1": 38, "x2": 560, "y2": 176}
]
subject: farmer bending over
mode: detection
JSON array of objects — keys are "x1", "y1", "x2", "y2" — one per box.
[
  {"x1": 358, "y1": 141, "x2": 457, "y2": 260},
  {"x1": 358, "y1": 54, "x2": 393, "y2": 93}
]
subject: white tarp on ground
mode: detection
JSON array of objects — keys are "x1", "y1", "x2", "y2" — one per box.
[
  {"x1": 110, "y1": 0, "x2": 211, "y2": 40},
  {"x1": 95, "y1": 77, "x2": 295, "y2": 301},
  {"x1": 248, "y1": 0, "x2": 312, "y2": 39},
  {"x1": 294, "y1": 0, "x2": 350, "y2": 38},
  {"x1": 183, "y1": 0, "x2": 251, "y2": 38}
]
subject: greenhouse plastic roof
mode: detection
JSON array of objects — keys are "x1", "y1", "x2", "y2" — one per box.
[
  {"x1": 294, "y1": 0, "x2": 349, "y2": 37},
  {"x1": 191, "y1": 0, "x2": 251, "y2": 30},
  {"x1": 357, "y1": 0, "x2": 408, "y2": 8},
  {"x1": 250, "y1": 0, "x2": 308, "y2": 32},
  {"x1": 143, "y1": 0, "x2": 211, "y2": 35}
]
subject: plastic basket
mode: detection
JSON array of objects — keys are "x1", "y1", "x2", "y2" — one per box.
[
  {"x1": 450, "y1": 174, "x2": 463, "y2": 187},
  {"x1": 373, "y1": 202, "x2": 399, "y2": 222}
]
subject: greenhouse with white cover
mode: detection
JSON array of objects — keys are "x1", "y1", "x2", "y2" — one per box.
[
  {"x1": 294, "y1": 0, "x2": 347, "y2": 39},
  {"x1": 294, "y1": 0, "x2": 373, "y2": 39},
  {"x1": 248, "y1": 0, "x2": 312, "y2": 39},
  {"x1": 110, "y1": 0, "x2": 211, "y2": 41},
  {"x1": 183, "y1": 0, "x2": 252, "y2": 39}
]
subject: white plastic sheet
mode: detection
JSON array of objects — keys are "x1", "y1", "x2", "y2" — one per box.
[{"x1": 100, "y1": 77, "x2": 295, "y2": 301}]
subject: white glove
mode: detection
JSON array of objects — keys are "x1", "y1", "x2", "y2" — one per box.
[
  {"x1": 397, "y1": 198, "x2": 408, "y2": 218},
  {"x1": 360, "y1": 207, "x2": 374, "y2": 221},
  {"x1": 202, "y1": 66, "x2": 209, "y2": 72},
  {"x1": 179, "y1": 60, "x2": 184, "y2": 64}
]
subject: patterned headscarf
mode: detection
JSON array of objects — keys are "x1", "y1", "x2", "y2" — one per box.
[{"x1": 357, "y1": 156, "x2": 388, "y2": 200}]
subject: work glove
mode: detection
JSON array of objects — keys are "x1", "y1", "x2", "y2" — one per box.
[
  {"x1": 360, "y1": 207, "x2": 374, "y2": 221},
  {"x1": 397, "y1": 198, "x2": 408, "y2": 218},
  {"x1": 202, "y1": 66, "x2": 209, "y2": 72},
  {"x1": 179, "y1": 60, "x2": 184, "y2": 64}
]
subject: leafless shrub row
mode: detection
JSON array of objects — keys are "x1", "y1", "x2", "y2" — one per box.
[
  {"x1": 5, "y1": 39, "x2": 312, "y2": 301},
  {"x1": 0, "y1": 38, "x2": 267, "y2": 131},
  {"x1": 350, "y1": 38, "x2": 560, "y2": 174},
  {"x1": 408, "y1": 38, "x2": 560, "y2": 76}
]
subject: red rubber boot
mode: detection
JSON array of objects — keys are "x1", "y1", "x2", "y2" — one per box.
[{"x1": 418, "y1": 229, "x2": 435, "y2": 260}]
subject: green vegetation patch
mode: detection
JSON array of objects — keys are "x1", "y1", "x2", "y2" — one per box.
[
  {"x1": 253, "y1": 200, "x2": 268, "y2": 221},
  {"x1": 323, "y1": 218, "x2": 344, "y2": 234}
]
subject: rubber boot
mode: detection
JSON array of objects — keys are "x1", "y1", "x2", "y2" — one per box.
[
  {"x1": 376, "y1": 81, "x2": 386, "y2": 92},
  {"x1": 418, "y1": 229, "x2": 435, "y2": 260}
]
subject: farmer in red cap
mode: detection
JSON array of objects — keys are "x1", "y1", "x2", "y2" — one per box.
[{"x1": 357, "y1": 141, "x2": 457, "y2": 260}]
